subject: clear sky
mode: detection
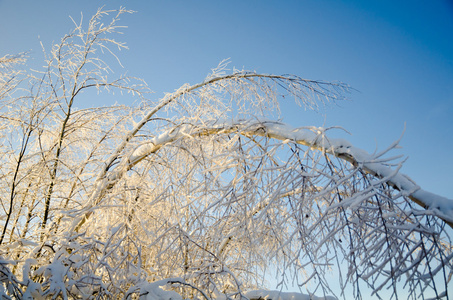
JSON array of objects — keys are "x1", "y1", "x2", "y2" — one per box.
[
  {"x1": 1, "y1": 0, "x2": 453, "y2": 296},
  {"x1": 1, "y1": 0, "x2": 453, "y2": 214}
]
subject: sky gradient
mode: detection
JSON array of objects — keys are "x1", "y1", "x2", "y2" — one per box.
[{"x1": 1, "y1": 0, "x2": 452, "y2": 217}]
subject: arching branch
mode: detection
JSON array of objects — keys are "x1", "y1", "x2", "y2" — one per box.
[{"x1": 72, "y1": 118, "x2": 453, "y2": 232}]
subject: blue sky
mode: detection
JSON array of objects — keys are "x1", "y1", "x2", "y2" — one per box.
[{"x1": 0, "y1": 1, "x2": 452, "y2": 201}]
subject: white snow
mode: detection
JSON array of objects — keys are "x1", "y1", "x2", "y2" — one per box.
[
  {"x1": 245, "y1": 289, "x2": 337, "y2": 300},
  {"x1": 126, "y1": 118, "x2": 453, "y2": 223}
]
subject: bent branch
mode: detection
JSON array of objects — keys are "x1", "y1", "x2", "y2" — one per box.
[{"x1": 72, "y1": 118, "x2": 453, "y2": 232}]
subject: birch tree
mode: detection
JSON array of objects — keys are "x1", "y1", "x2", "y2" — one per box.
[{"x1": 0, "y1": 8, "x2": 452, "y2": 300}]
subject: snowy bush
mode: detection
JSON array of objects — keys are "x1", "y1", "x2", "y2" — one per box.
[{"x1": 0, "y1": 8, "x2": 451, "y2": 299}]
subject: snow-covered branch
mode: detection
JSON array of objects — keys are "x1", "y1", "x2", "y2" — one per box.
[
  {"x1": 124, "y1": 118, "x2": 453, "y2": 227},
  {"x1": 0, "y1": 7, "x2": 451, "y2": 300}
]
